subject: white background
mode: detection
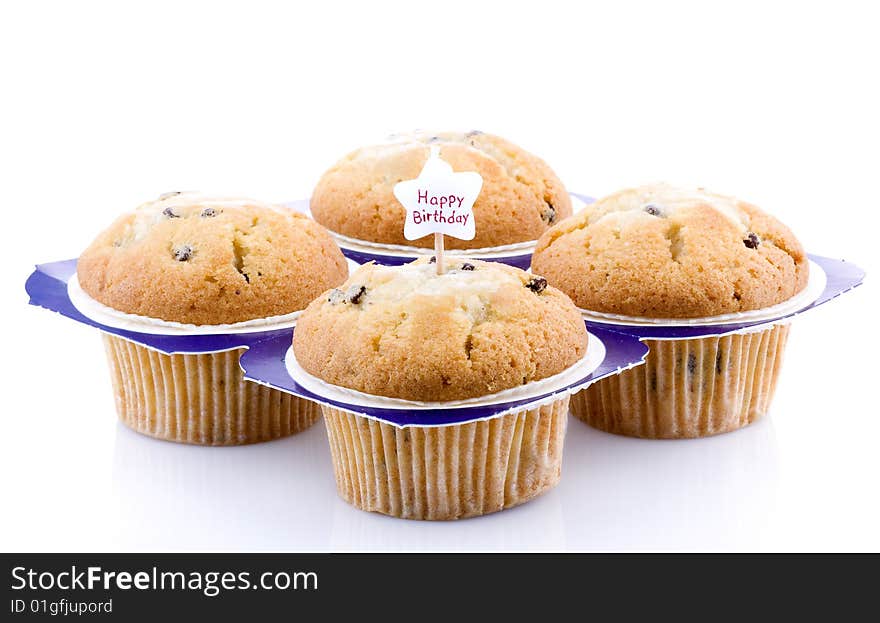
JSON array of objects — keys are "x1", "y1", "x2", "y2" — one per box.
[{"x1": 1, "y1": 1, "x2": 877, "y2": 552}]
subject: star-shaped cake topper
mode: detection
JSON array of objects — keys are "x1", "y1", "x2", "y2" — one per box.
[{"x1": 393, "y1": 146, "x2": 483, "y2": 243}]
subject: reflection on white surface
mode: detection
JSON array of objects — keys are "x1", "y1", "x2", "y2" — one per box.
[
  {"x1": 112, "y1": 422, "x2": 336, "y2": 551},
  {"x1": 329, "y1": 484, "x2": 565, "y2": 552},
  {"x1": 110, "y1": 411, "x2": 777, "y2": 551},
  {"x1": 559, "y1": 417, "x2": 779, "y2": 551}
]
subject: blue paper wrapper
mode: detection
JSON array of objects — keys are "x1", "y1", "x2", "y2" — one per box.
[
  {"x1": 25, "y1": 259, "x2": 289, "y2": 354},
  {"x1": 238, "y1": 326, "x2": 648, "y2": 428},
  {"x1": 26, "y1": 258, "x2": 649, "y2": 429},
  {"x1": 26, "y1": 253, "x2": 862, "y2": 430}
]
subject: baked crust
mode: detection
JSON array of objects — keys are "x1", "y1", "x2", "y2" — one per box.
[
  {"x1": 531, "y1": 184, "x2": 809, "y2": 317},
  {"x1": 78, "y1": 193, "x2": 349, "y2": 324},
  {"x1": 310, "y1": 131, "x2": 571, "y2": 249},
  {"x1": 293, "y1": 258, "x2": 588, "y2": 401}
]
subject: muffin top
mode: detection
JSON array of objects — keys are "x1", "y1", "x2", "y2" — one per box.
[
  {"x1": 77, "y1": 193, "x2": 349, "y2": 325},
  {"x1": 310, "y1": 131, "x2": 572, "y2": 250},
  {"x1": 531, "y1": 184, "x2": 809, "y2": 318},
  {"x1": 293, "y1": 259, "x2": 588, "y2": 401}
]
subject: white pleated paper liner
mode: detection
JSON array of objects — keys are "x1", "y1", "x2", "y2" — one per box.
[
  {"x1": 239, "y1": 325, "x2": 649, "y2": 428},
  {"x1": 579, "y1": 254, "x2": 864, "y2": 340},
  {"x1": 284, "y1": 192, "x2": 594, "y2": 270},
  {"x1": 26, "y1": 259, "x2": 298, "y2": 354}
]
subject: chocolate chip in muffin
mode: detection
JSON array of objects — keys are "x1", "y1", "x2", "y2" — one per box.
[
  {"x1": 347, "y1": 285, "x2": 367, "y2": 304},
  {"x1": 525, "y1": 276, "x2": 547, "y2": 294},
  {"x1": 743, "y1": 232, "x2": 761, "y2": 249},
  {"x1": 162, "y1": 207, "x2": 180, "y2": 219},
  {"x1": 200, "y1": 207, "x2": 219, "y2": 218},
  {"x1": 460, "y1": 262, "x2": 475, "y2": 271},
  {"x1": 172, "y1": 244, "x2": 193, "y2": 261},
  {"x1": 428, "y1": 256, "x2": 437, "y2": 264},
  {"x1": 328, "y1": 289, "x2": 346, "y2": 305},
  {"x1": 542, "y1": 203, "x2": 556, "y2": 224},
  {"x1": 644, "y1": 204, "x2": 664, "y2": 217}
]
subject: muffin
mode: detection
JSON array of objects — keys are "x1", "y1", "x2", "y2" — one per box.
[
  {"x1": 78, "y1": 192, "x2": 349, "y2": 445},
  {"x1": 293, "y1": 258, "x2": 588, "y2": 519},
  {"x1": 310, "y1": 131, "x2": 572, "y2": 250},
  {"x1": 532, "y1": 183, "x2": 809, "y2": 438}
]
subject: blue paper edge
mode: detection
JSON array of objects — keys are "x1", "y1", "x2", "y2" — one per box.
[
  {"x1": 339, "y1": 247, "x2": 534, "y2": 270},
  {"x1": 25, "y1": 258, "x2": 291, "y2": 354},
  {"x1": 25, "y1": 251, "x2": 864, "y2": 355},
  {"x1": 238, "y1": 324, "x2": 649, "y2": 427},
  {"x1": 583, "y1": 254, "x2": 865, "y2": 339}
]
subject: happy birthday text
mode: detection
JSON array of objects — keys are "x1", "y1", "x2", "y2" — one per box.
[{"x1": 411, "y1": 189, "x2": 470, "y2": 226}]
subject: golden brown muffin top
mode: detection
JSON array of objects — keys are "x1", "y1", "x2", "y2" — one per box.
[
  {"x1": 310, "y1": 131, "x2": 572, "y2": 249},
  {"x1": 293, "y1": 258, "x2": 588, "y2": 401},
  {"x1": 77, "y1": 193, "x2": 349, "y2": 324},
  {"x1": 531, "y1": 183, "x2": 809, "y2": 318}
]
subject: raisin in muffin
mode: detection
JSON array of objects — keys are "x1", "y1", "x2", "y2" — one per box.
[
  {"x1": 310, "y1": 131, "x2": 571, "y2": 250},
  {"x1": 532, "y1": 183, "x2": 810, "y2": 438},
  {"x1": 78, "y1": 192, "x2": 349, "y2": 445},
  {"x1": 293, "y1": 258, "x2": 588, "y2": 519}
]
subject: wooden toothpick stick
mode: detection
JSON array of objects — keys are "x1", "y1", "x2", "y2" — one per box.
[{"x1": 434, "y1": 232, "x2": 445, "y2": 275}]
